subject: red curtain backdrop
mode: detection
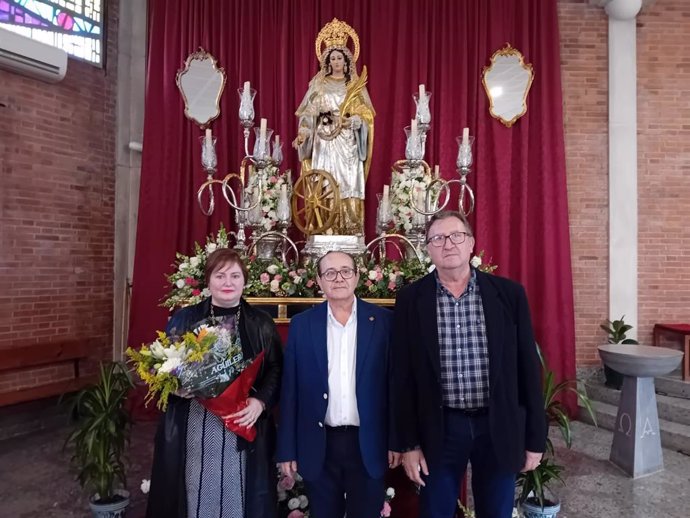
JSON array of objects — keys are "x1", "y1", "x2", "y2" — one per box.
[{"x1": 130, "y1": 0, "x2": 575, "y2": 390}]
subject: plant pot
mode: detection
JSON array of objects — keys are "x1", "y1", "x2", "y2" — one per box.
[
  {"x1": 89, "y1": 489, "x2": 130, "y2": 518},
  {"x1": 520, "y1": 497, "x2": 561, "y2": 518},
  {"x1": 604, "y1": 364, "x2": 623, "y2": 390}
]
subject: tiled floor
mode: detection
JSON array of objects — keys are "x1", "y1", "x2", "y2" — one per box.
[{"x1": 0, "y1": 420, "x2": 688, "y2": 517}]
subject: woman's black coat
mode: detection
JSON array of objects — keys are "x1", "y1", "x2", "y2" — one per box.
[{"x1": 145, "y1": 297, "x2": 283, "y2": 518}]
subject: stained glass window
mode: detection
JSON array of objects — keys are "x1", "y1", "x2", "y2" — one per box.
[{"x1": 0, "y1": 0, "x2": 103, "y2": 65}]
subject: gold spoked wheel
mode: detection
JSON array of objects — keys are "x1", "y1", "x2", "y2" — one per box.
[{"x1": 291, "y1": 169, "x2": 341, "y2": 235}]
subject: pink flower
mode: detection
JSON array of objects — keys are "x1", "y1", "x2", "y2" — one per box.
[
  {"x1": 278, "y1": 475, "x2": 295, "y2": 491},
  {"x1": 274, "y1": 274, "x2": 283, "y2": 282},
  {"x1": 288, "y1": 270, "x2": 297, "y2": 277},
  {"x1": 375, "y1": 271, "x2": 384, "y2": 281},
  {"x1": 185, "y1": 277, "x2": 195, "y2": 285},
  {"x1": 387, "y1": 281, "x2": 396, "y2": 290},
  {"x1": 381, "y1": 501, "x2": 391, "y2": 517},
  {"x1": 365, "y1": 280, "x2": 373, "y2": 287},
  {"x1": 306, "y1": 280, "x2": 314, "y2": 288},
  {"x1": 270, "y1": 176, "x2": 279, "y2": 184},
  {"x1": 191, "y1": 289, "x2": 201, "y2": 296},
  {"x1": 287, "y1": 511, "x2": 304, "y2": 518},
  {"x1": 260, "y1": 273, "x2": 270, "y2": 284}
]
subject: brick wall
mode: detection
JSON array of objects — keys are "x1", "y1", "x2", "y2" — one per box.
[
  {"x1": 560, "y1": 0, "x2": 690, "y2": 365},
  {"x1": 558, "y1": 0, "x2": 609, "y2": 366},
  {"x1": 0, "y1": 1, "x2": 119, "y2": 393}
]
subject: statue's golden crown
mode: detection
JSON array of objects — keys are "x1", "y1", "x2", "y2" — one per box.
[{"x1": 315, "y1": 18, "x2": 360, "y2": 63}]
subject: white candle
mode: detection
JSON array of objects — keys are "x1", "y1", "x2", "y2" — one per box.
[
  {"x1": 382, "y1": 184, "x2": 390, "y2": 207},
  {"x1": 281, "y1": 183, "x2": 287, "y2": 198},
  {"x1": 434, "y1": 165, "x2": 439, "y2": 178},
  {"x1": 275, "y1": 135, "x2": 280, "y2": 146},
  {"x1": 260, "y1": 118, "x2": 267, "y2": 141},
  {"x1": 419, "y1": 84, "x2": 425, "y2": 98},
  {"x1": 205, "y1": 128, "x2": 212, "y2": 145},
  {"x1": 462, "y1": 127, "x2": 469, "y2": 146},
  {"x1": 411, "y1": 119, "x2": 418, "y2": 140},
  {"x1": 243, "y1": 80, "x2": 250, "y2": 94}
]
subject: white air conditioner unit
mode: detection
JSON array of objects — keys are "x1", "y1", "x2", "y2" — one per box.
[{"x1": 0, "y1": 27, "x2": 68, "y2": 83}]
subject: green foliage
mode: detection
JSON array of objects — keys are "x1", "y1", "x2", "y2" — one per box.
[
  {"x1": 515, "y1": 345, "x2": 597, "y2": 508},
  {"x1": 600, "y1": 315, "x2": 639, "y2": 344},
  {"x1": 65, "y1": 362, "x2": 133, "y2": 502}
]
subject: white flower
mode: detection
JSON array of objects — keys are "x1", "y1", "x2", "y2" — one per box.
[
  {"x1": 277, "y1": 489, "x2": 287, "y2": 502},
  {"x1": 158, "y1": 357, "x2": 182, "y2": 374},
  {"x1": 388, "y1": 273, "x2": 397, "y2": 283},
  {"x1": 512, "y1": 508, "x2": 519, "y2": 518},
  {"x1": 288, "y1": 497, "x2": 300, "y2": 510},
  {"x1": 299, "y1": 495, "x2": 309, "y2": 509},
  {"x1": 470, "y1": 255, "x2": 482, "y2": 268},
  {"x1": 150, "y1": 340, "x2": 166, "y2": 359},
  {"x1": 140, "y1": 479, "x2": 150, "y2": 494},
  {"x1": 267, "y1": 264, "x2": 279, "y2": 274},
  {"x1": 294, "y1": 472, "x2": 303, "y2": 482},
  {"x1": 270, "y1": 279, "x2": 280, "y2": 292},
  {"x1": 201, "y1": 288, "x2": 211, "y2": 297},
  {"x1": 190, "y1": 256, "x2": 200, "y2": 267},
  {"x1": 293, "y1": 276, "x2": 302, "y2": 285},
  {"x1": 427, "y1": 264, "x2": 436, "y2": 273},
  {"x1": 178, "y1": 262, "x2": 189, "y2": 272},
  {"x1": 368, "y1": 270, "x2": 378, "y2": 281},
  {"x1": 206, "y1": 242, "x2": 217, "y2": 254},
  {"x1": 163, "y1": 345, "x2": 187, "y2": 360},
  {"x1": 175, "y1": 279, "x2": 186, "y2": 289},
  {"x1": 386, "y1": 487, "x2": 395, "y2": 498}
]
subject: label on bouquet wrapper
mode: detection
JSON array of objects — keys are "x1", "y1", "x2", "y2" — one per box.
[{"x1": 178, "y1": 351, "x2": 249, "y2": 399}]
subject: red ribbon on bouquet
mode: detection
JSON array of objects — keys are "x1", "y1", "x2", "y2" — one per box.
[{"x1": 199, "y1": 350, "x2": 265, "y2": 441}]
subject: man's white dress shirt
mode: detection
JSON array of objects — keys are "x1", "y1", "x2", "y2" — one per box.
[{"x1": 324, "y1": 298, "x2": 360, "y2": 426}]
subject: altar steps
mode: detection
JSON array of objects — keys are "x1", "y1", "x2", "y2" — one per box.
[{"x1": 581, "y1": 376, "x2": 690, "y2": 455}]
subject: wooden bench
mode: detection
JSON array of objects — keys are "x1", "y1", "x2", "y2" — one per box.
[
  {"x1": 652, "y1": 323, "x2": 690, "y2": 381},
  {"x1": 0, "y1": 340, "x2": 96, "y2": 407}
]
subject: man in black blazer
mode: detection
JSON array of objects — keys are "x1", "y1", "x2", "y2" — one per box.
[{"x1": 391, "y1": 210, "x2": 546, "y2": 518}]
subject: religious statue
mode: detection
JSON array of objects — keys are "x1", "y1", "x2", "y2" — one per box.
[{"x1": 293, "y1": 18, "x2": 375, "y2": 236}]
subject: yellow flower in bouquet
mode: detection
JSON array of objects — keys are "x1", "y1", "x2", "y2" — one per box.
[{"x1": 126, "y1": 329, "x2": 216, "y2": 410}]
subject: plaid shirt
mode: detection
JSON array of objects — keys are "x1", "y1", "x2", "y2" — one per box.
[{"x1": 436, "y1": 269, "x2": 490, "y2": 409}]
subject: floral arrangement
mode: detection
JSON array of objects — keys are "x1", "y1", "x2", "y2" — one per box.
[
  {"x1": 161, "y1": 226, "x2": 498, "y2": 310},
  {"x1": 277, "y1": 470, "x2": 309, "y2": 518},
  {"x1": 355, "y1": 257, "x2": 429, "y2": 298},
  {"x1": 244, "y1": 258, "x2": 319, "y2": 298},
  {"x1": 246, "y1": 165, "x2": 291, "y2": 231},
  {"x1": 389, "y1": 165, "x2": 441, "y2": 232},
  {"x1": 162, "y1": 225, "x2": 230, "y2": 309},
  {"x1": 125, "y1": 328, "x2": 217, "y2": 410}
]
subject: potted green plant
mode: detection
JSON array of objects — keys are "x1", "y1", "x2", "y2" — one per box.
[
  {"x1": 600, "y1": 316, "x2": 638, "y2": 389},
  {"x1": 65, "y1": 362, "x2": 134, "y2": 517},
  {"x1": 515, "y1": 345, "x2": 597, "y2": 518}
]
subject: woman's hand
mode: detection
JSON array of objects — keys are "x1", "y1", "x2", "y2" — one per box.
[{"x1": 230, "y1": 397, "x2": 265, "y2": 428}]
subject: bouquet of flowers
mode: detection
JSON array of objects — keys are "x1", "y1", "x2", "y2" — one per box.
[
  {"x1": 277, "y1": 469, "x2": 310, "y2": 518},
  {"x1": 126, "y1": 323, "x2": 265, "y2": 441}
]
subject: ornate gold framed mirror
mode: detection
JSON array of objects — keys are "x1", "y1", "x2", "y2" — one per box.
[
  {"x1": 482, "y1": 44, "x2": 534, "y2": 127},
  {"x1": 176, "y1": 48, "x2": 226, "y2": 128}
]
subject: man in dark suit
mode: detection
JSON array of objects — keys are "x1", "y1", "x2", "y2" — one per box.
[
  {"x1": 391, "y1": 210, "x2": 546, "y2": 518},
  {"x1": 277, "y1": 251, "x2": 399, "y2": 518}
]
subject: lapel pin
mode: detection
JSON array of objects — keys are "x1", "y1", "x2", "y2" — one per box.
[{"x1": 369, "y1": 316, "x2": 375, "y2": 321}]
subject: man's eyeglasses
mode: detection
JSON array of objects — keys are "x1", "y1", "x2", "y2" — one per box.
[
  {"x1": 426, "y1": 232, "x2": 471, "y2": 248},
  {"x1": 319, "y1": 267, "x2": 357, "y2": 281}
]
